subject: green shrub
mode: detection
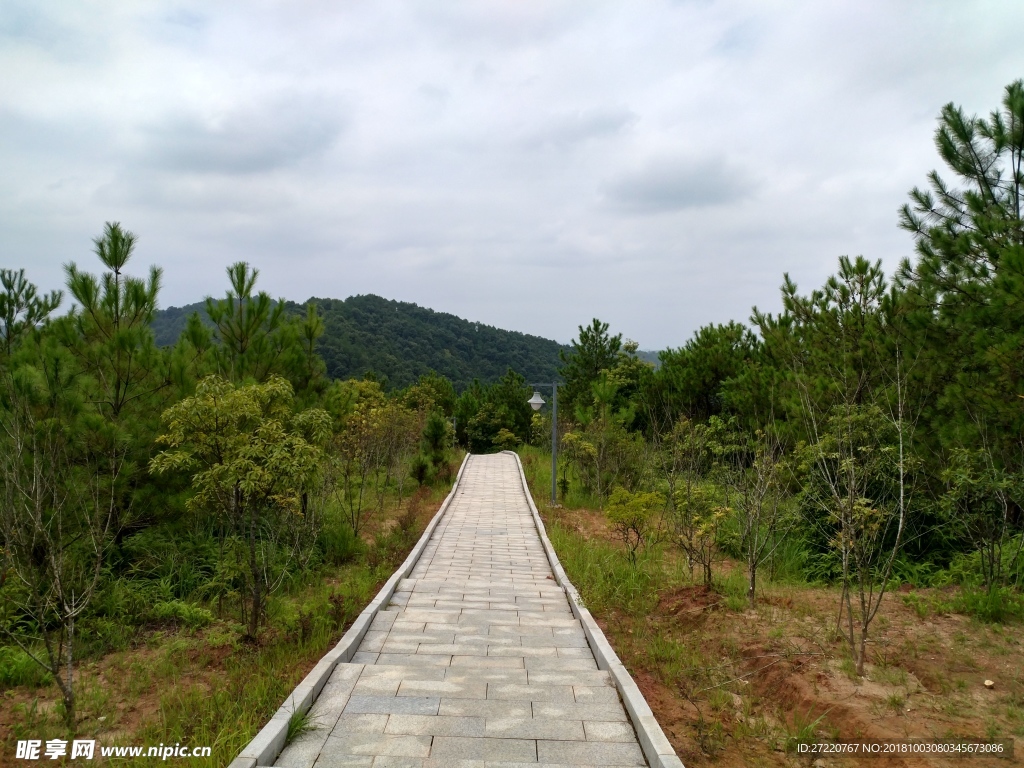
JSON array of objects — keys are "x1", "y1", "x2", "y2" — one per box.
[
  {"x1": 0, "y1": 647, "x2": 53, "y2": 688},
  {"x1": 945, "y1": 537, "x2": 1024, "y2": 589},
  {"x1": 152, "y1": 600, "x2": 215, "y2": 629},
  {"x1": 318, "y1": 518, "x2": 362, "y2": 566},
  {"x1": 888, "y1": 556, "x2": 942, "y2": 588},
  {"x1": 951, "y1": 587, "x2": 1024, "y2": 624}
]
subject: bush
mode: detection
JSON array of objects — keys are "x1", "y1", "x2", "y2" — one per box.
[
  {"x1": 318, "y1": 517, "x2": 362, "y2": 566},
  {"x1": 0, "y1": 647, "x2": 53, "y2": 688},
  {"x1": 492, "y1": 428, "x2": 521, "y2": 451},
  {"x1": 951, "y1": 587, "x2": 1024, "y2": 624},
  {"x1": 944, "y1": 536, "x2": 1024, "y2": 589},
  {"x1": 605, "y1": 487, "x2": 663, "y2": 566},
  {"x1": 151, "y1": 600, "x2": 215, "y2": 629},
  {"x1": 901, "y1": 585, "x2": 1024, "y2": 623},
  {"x1": 410, "y1": 455, "x2": 430, "y2": 486}
]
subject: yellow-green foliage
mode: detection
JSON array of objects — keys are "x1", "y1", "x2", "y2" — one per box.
[{"x1": 606, "y1": 487, "x2": 665, "y2": 565}]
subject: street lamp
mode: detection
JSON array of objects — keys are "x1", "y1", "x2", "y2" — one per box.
[{"x1": 527, "y1": 383, "x2": 558, "y2": 505}]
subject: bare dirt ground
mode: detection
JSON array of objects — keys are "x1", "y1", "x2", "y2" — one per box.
[{"x1": 548, "y1": 504, "x2": 1024, "y2": 768}]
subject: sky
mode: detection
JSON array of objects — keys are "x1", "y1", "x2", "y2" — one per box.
[{"x1": 2, "y1": 2, "x2": 1023, "y2": 350}]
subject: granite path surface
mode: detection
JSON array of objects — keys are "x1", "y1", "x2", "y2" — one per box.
[{"x1": 275, "y1": 452, "x2": 648, "y2": 767}]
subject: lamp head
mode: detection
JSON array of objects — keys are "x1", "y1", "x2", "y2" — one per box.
[{"x1": 527, "y1": 391, "x2": 545, "y2": 411}]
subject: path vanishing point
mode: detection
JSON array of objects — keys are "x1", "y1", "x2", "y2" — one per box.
[{"x1": 231, "y1": 452, "x2": 683, "y2": 768}]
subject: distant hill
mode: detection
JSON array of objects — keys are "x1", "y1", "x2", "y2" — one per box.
[
  {"x1": 151, "y1": 294, "x2": 568, "y2": 390},
  {"x1": 636, "y1": 349, "x2": 660, "y2": 368}
]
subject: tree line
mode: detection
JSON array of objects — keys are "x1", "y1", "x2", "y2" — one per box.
[{"x1": 546, "y1": 80, "x2": 1024, "y2": 676}]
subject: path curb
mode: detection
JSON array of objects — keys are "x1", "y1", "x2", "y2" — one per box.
[
  {"x1": 228, "y1": 454, "x2": 471, "y2": 768},
  {"x1": 506, "y1": 451, "x2": 686, "y2": 768}
]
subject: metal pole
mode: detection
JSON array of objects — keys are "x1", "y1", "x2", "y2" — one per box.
[{"x1": 551, "y1": 382, "x2": 557, "y2": 505}]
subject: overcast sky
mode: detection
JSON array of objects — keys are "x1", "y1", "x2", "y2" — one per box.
[{"x1": 3, "y1": 2, "x2": 1023, "y2": 349}]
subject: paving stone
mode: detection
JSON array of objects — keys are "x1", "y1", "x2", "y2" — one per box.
[
  {"x1": 554, "y1": 647, "x2": 594, "y2": 658},
  {"x1": 343, "y1": 695, "x2": 440, "y2": 715},
  {"x1": 453, "y1": 634, "x2": 517, "y2": 646},
  {"x1": 380, "y1": 642, "x2": 422, "y2": 653},
  {"x1": 444, "y1": 668, "x2": 528, "y2": 684},
  {"x1": 415, "y1": 643, "x2": 486, "y2": 656},
  {"x1": 386, "y1": 632, "x2": 456, "y2": 644},
  {"x1": 391, "y1": 621, "x2": 426, "y2": 633},
  {"x1": 309, "y1": 755, "x2": 373, "y2": 768},
  {"x1": 536, "y1": 740, "x2": 646, "y2": 765},
  {"x1": 376, "y1": 654, "x2": 452, "y2": 667},
  {"x1": 369, "y1": 613, "x2": 399, "y2": 631},
  {"x1": 490, "y1": 625, "x2": 555, "y2": 638},
  {"x1": 583, "y1": 720, "x2": 639, "y2": 742},
  {"x1": 572, "y1": 686, "x2": 621, "y2": 705},
  {"x1": 451, "y1": 656, "x2": 524, "y2": 669},
  {"x1": 330, "y1": 714, "x2": 390, "y2": 735},
  {"x1": 438, "y1": 699, "x2": 533, "y2": 718},
  {"x1": 357, "y1": 631, "x2": 390, "y2": 653},
  {"x1": 428, "y1": 737, "x2": 537, "y2": 761},
  {"x1": 483, "y1": 716, "x2": 585, "y2": 741},
  {"x1": 371, "y1": 760, "x2": 483, "y2": 768},
  {"x1": 532, "y1": 702, "x2": 627, "y2": 722},
  {"x1": 524, "y1": 657, "x2": 597, "y2": 671},
  {"x1": 276, "y1": 728, "x2": 328, "y2": 768},
  {"x1": 527, "y1": 671, "x2": 611, "y2": 686},
  {"x1": 487, "y1": 645, "x2": 556, "y2": 657},
  {"x1": 359, "y1": 666, "x2": 445, "y2": 681},
  {"x1": 320, "y1": 733, "x2": 431, "y2": 758},
  {"x1": 486, "y1": 683, "x2": 575, "y2": 703},
  {"x1": 385, "y1": 714, "x2": 485, "y2": 737},
  {"x1": 397, "y1": 679, "x2": 487, "y2": 698}
]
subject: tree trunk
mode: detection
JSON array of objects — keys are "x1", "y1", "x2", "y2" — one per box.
[
  {"x1": 747, "y1": 559, "x2": 757, "y2": 608},
  {"x1": 64, "y1": 614, "x2": 75, "y2": 727},
  {"x1": 856, "y1": 623, "x2": 869, "y2": 677},
  {"x1": 247, "y1": 504, "x2": 261, "y2": 640}
]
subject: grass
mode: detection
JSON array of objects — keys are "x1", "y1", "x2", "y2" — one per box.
[
  {"x1": 715, "y1": 568, "x2": 750, "y2": 612},
  {"x1": 0, "y1": 647, "x2": 53, "y2": 688},
  {"x1": 782, "y1": 707, "x2": 832, "y2": 754},
  {"x1": 871, "y1": 664, "x2": 908, "y2": 687},
  {"x1": 545, "y1": 517, "x2": 661, "y2": 616},
  {"x1": 885, "y1": 692, "x2": 906, "y2": 713},
  {"x1": 286, "y1": 705, "x2": 316, "y2": 745}
]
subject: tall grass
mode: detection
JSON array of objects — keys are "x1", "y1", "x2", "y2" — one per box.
[
  {"x1": 0, "y1": 647, "x2": 53, "y2": 689},
  {"x1": 545, "y1": 520, "x2": 660, "y2": 617}
]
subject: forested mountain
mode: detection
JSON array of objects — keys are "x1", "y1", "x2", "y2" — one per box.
[{"x1": 152, "y1": 294, "x2": 567, "y2": 389}]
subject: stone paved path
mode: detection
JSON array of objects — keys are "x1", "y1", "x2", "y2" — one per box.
[{"x1": 275, "y1": 453, "x2": 647, "y2": 767}]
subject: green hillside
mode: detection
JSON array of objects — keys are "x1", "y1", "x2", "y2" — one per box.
[{"x1": 152, "y1": 294, "x2": 567, "y2": 390}]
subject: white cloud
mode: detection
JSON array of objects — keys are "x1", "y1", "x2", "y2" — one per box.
[
  {"x1": 1, "y1": 1, "x2": 1023, "y2": 350},
  {"x1": 605, "y1": 155, "x2": 750, "y2": 212}
]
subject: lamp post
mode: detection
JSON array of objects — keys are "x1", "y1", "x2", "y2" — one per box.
[{"x1": 527, "y1": 383, "x2": 558, "y2": 506}]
